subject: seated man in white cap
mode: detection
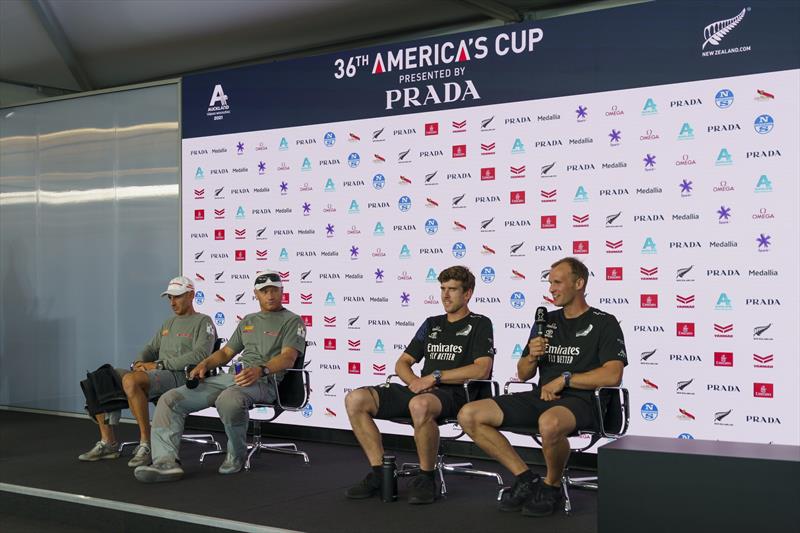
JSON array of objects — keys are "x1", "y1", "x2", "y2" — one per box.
[
  {"x1": 79, "y1": 276, "x2": 217, "y2": 467},
  {"x1": 134, "y1": 270, "x2": 306, "y2": 482}
]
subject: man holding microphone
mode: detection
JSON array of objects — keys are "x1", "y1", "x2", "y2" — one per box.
[
  {"x1": 134, "y1": 270, "x2": 306, "y2": 482},
  {"x1": 458, "y1": 257, "x2": 627, "y2": 517}
]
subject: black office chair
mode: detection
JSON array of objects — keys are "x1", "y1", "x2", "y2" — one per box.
[
  {"x1": 119, "y1": 338, "x2": 224, "y2": 455},
  {"x1": 200, "y1": 351, "x2": 311, "y2": 470},
  {"x1": 497, "y1": 381, "x2": 630, "y2": 514},
  {"x1": 382, "y1": 374, "x2": 504, "y2": 497}
]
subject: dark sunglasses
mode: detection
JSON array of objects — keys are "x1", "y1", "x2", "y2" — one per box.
[{"x1": 255, "y1": 273, "x2": 281, "y2": 284}]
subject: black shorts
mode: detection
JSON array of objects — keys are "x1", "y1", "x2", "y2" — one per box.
[
  {"x1": 371, "y1": 383, "x2": 467, "y2": 421},
  {"x1": 493, "y1": 386, "x2": 599, "y2": 431}
]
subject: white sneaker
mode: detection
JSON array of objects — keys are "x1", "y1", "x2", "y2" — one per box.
[
  {"x1": 78, "y1": 441, "x2": 120, "y2": 461},
  {"x1": 134, "y1": 461, "x2": 184, "y2": 483},
  {"x1": 127, "y1": 443, "x2": 152, "y2": 467}
]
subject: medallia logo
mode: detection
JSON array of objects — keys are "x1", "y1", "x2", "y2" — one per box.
[
  {"x1": 214, "y1": 312, "x2": 225, "y2": 326},
  {"x1": 481, "y1": 266, "x2": 495, "y2": 283},
  {"x1": 641, "y1": 402, "x2": 658, "y2": 421},
  {"x1": 715, "y1": 89, "x2": 734, "y2": 108},
  {"x1": 398, "y1": 196, "x2": 412, "y2": 212},
  {"x1": 425, "y1": 218, "x2": 439, "y2": 235},
  {"x1": 510, "y1": 291, "x2": 525, "y2": 309},
  {"x1": 347, "y1": 153, "x2": 361, "y2": 168},
  {"x1": 753, "y1": 114, "x2": 774, "y2": 134},
  {"x1": 323, "y1": 131, "x2": 336, "y2": 147},
  {"x1": 194, "y1": 291, "x2": 205, "y2": 305},
  {"x1": 372, "y1": 173, "x2": 385, "y2": 190}
]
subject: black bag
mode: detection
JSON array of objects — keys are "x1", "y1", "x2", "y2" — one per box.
[{"x1": 81, "y1": 364, "x2": 129, "y2": 417}]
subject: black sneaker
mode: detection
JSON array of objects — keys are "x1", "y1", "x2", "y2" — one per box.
[
  {"x1": 407, "y1": 473, "x2": 437, "y2": 504},
  {"x1": 499, "y1": 474, "x2": 541, "y2": 512},
  {"x1": 345, "y1": 471, "x2": 381, "y2": 499},
  {"x1": 522, "y1": 482, "x2": 564, "y2": 517}
]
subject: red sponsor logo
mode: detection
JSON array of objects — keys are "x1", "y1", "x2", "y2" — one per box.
[
  {"x1": 714, "y1": 323, "x2": 733, "y2": 337},
  {"x1": 215, "y1": 294, "x2": 225, "y2": 302},
  {"x1": 753, "y1": 353, "x2": 773, "y2": 368},
  {"x1": 300, "y1": 293, "x2": 312, "y2": 304},
  {"x1": 714, "y1": 351, "x2": 733, "y2": 367},
  {"x1": 281, "y1": 293, "x2": 290, "y2": 304},
  {"x1": 640, "y1": 294, "x2": 658, "y2": 308},
  {"x1": 453, "y1": 221, "x2": 467, "y2": 231},
  {"x1": 452, "y1": 120, "x2": 466, "y2": 132},
  {"x1": 678, "y1": 408, "x2": 696, "y2": 420},
  {"x1": 480, "y1": 142, "x2": 495, "y2": 155},
  {"x1": 572, "y1": 213, "x2": 589, "y2": 227},
  {"x1": 510, "y1": 165, "x2": 525, "y2": 178},
  {"x1": 255, "y1": 249, "x2": 267, "y2": 260},
  {"x1": 372, "y1": 363, "x2": 386, "y2": 375},
  {"x1": 278, "y1": 271, "x2": 289, "y2": 281},
  {"x1": 348, "y1": 362, "x2": 361, "y2": 374},
  {"x1": 676, "y1": 294, "x2": 695, "y2": 309},
  {"x1": 324, "y1": 338, "x2": 337, "y2": 350},
  {"x1": 235, "y1": 250, "x2": 246, "y2": 261},
  {"x1": 426, "y1": 197, "x2": 439, "y2": 207},
  {"x1": 425, "y1": 123, "x2": 439, "y2": 136},
  {"x1": 195, "y1": 273, "x2": 205, "y2": 281},
  {"x1": 452, "y1": 144, "x2": 466, "y2": 158},
  {"x1": 640, "y1": 266, "x2": 658, "y2": 279},
  {"x1": 194, "y1": 188, "x2": 204, "y2": 199},
  {"x1": 325, "y1": 408, "x2": 337, "y2": 417},
  {"x1": 573, "y1": 240, "x2": 589, "y2": 254},
  {"x1": 235, "y1": 228, "x2": 246, "y2": 239},
  {"x1": 676, "y1": 322, "x2": 695, "y2": 337},
  {"x1": 482, "y1": 244, "x2": 496, "y2": 254},
  {"x1": 540, "y1": 189, "x2": 557, "y2": 202},
  {"x1": 753, "y1": 382, "x2": 773, "y2": 398},
  {"x1": 194, "y1": 209, "x2": 205, "y2": 220},
  {"x1": 606, "y1": 240, "x2": 623, "y2": 253},
  {"x1": 541, "y1": 215, "x2": 557, "y2": 229},
  {"x1": 480, "y1": 167, "x2": 495, "y2": 181},
  {"x1": 511, "y1": 269, "x2": 526, "y2": 280},
  {"x1": 301, "y1": 315, "x2": 313, "y2": 327},
  {"x1": 214, "y1": 208, "x2": 225, "y2": 219},
  {"x1": 348, "y1": 339, "x2": 361, "y2": 351},
  {"x1": 214, "y1": 229, "x2": 225, "y2": 240},
  {"x1": 399, "y1": 175, "x2": 412, "y2": 185},
  {"x1": 510, "y1": 191, "x2": 526, "y2": 204},
  {"x1": 642, "y1": 378, "x2": 658, "y2": 389}
]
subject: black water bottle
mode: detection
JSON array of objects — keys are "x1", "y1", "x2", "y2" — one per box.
[{"x1": 381, "y1": 455, "x2": 398, "y2": 502}]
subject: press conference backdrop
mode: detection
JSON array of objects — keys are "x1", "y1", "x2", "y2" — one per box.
[
  {"x1": 182, "y1": 1, "x2": 799, "y2": 448},
  {"x1": 0, "y1": 84, "x2": 180, "y2": 412}
]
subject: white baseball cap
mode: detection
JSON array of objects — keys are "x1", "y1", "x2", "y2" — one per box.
[
  {"x1": 161, "y1": 276, "x2": 195, "y2": 297},
  {"x1": 254, "y1": 270, "x2": 283, "y2": 290}
]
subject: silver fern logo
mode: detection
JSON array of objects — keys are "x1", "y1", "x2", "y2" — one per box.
[{"x1": 702, "y1": 8, "x2": 747, "y2": 50}]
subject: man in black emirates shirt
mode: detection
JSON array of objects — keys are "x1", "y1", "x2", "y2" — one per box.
[
  {"x1": 345, "y1": 266, "x2": 494, "y2": 504},
  {"x1": 459, "y1": 257, "x2": 627, "y2": 517}
]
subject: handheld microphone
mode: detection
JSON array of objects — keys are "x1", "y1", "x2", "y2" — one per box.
[{"x1": 534, "y1": 306, "x2": 548, "y2": 338}]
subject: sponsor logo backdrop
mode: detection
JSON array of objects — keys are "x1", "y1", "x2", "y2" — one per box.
[{"x1": 182, "y1": 1, "x2": 799, "y2": 448}]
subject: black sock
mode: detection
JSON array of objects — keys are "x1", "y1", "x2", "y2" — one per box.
[
  {"x1": 371, "y1": 465, "x2": 382, "y2": 476},
  {"x1": 420, "y1": 469, "x2": 435, "y2": 479},
  {"x1": 517, "y1": 469, "x2": 535, "y2": 484}
]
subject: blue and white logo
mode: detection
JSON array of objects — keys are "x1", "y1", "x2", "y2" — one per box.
[
  {"x1": 347, "y1": 153, "x2": 361, "y2": 168},
  {"x1": 374, "y1": 339, "x2": 385, "y2": 353},
  {"x1": 372, "y1": 173, "x2": 385, "y2": 190},
  {"x1": 214, "y1": 312, "x2": 225, "y2": 326},
  {"x1": 424, "y1": 218, "x2": 439, "y2": 235},
  {"x1": 677, "y1": 433, "x2": 694, "y2": 440},
  {"x1": 510, "y1": 291, "x2": 526, "y2": 309},
  {"x1": 301, "y1": 157, "x2": 312, "y2": 171},
  {"x1": 641, "y1": 402, "x2": 658, "y2": 421},
  {"x1": 302, "y1": 404, "x2": 313, "y2": 418},
  {"x1": 398, "y1": 196, "x2": 412, "y2": 212},
  {"x1": 373, "y1": 222, "x2": 385, "y2": 236},
  {"x1": 426, "y1": 268, "x2": 438, "y2": 282},
  {"x1": 755, "y1": 174, "x2": 772, "y2": 193},
  {"x1": 512, "y1": 344, "x2": 523, "y2": 359},
  {"x1": 753, "y1": 114, "x2": 774, "y2": 134},
  {"x1": 280, "y1": 248, "x2": 289, "y2": 261},
  {"x1": 324, "y1": 178, "x2": 336, "y2": 192},
  {"x1": 399, "y1": 244, "x2": 411, "y2": 259},
  {"x1": 194, "y1": 290, "x2": 205, "y2": 305},
  {"x1": 452, "y1": 242, "x2": 466, "y2": 258},
  {"x1": 481, "y1": 266, "x2": 495, "y2": 283},
  {"x1": 323, "y1": 131, "x2": 336, "y2": 147},
  {"x1": 325, "y1": 292, "x2": 335, "y2": 306},
  {"x1": 714, "y1": 89, "x2": 734, "y2": 109}
]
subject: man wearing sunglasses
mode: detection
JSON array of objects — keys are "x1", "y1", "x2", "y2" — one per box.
[
  {"x1": 79, "y1": 275, "x2": 217, "y2": 468},
  {"x1": 134, "y1": 270, "x2": 306, "y2": 482}
]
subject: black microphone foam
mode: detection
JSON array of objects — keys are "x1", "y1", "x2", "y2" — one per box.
[{"x1": 534, "y1": 306, "x2": 548, "y2": 337}]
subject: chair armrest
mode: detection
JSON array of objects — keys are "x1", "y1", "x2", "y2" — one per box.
[
  {"x1": 593, "y1": 386, "x2": 629, "y2": 439},
  {"x1": 463, "y1": 378, "x2": 500, "y2": 398},
  {"x1": 503, "y1": 380, "x2": 536, "y2": 395},
  {"x1": 273, "y1": 368, "x2": 311, "y2": 411},
  {"x1": 383, "y1": 374, "x2": 402, "y2": 387}
]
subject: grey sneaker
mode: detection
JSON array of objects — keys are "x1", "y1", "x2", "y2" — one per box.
[
  {"x1": 218, "y1": 455, "x2": 245, "y2": 475},
  {"x1": 134, "y1": 461, "x2": 184, "y2": 483},
  {"x1": 78, "y1": 441, "x2": 120, "y2": 461},
  {"x1": 127, "y1": 443, "x2": 152, "y2": 467}
]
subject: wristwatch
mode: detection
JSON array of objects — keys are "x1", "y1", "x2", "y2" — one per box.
[
  {"x1": 156, "y1": 361, "x2": 165, "y2": 370},
  {"x1": 432, "y1": 370, "x2": 442, "y2": 386},
  {"x1": 261, "y1": 365, "x2": 271, "y2": 377},
  {"x1": 562, "y1": 371, "x2": 571, "y2": 388}
]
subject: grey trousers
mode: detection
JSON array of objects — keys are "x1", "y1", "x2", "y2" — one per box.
[{"x1": 151, "y1": 373, "x2": 277, "y2": 463}]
